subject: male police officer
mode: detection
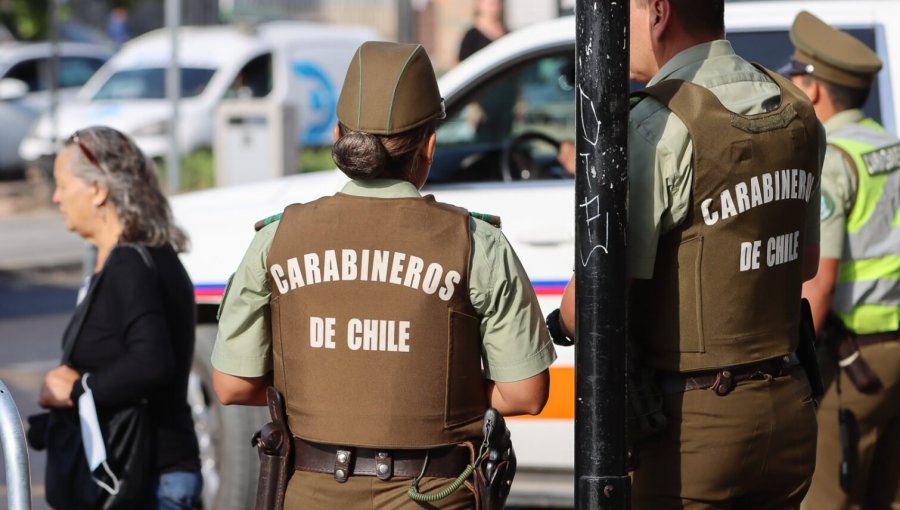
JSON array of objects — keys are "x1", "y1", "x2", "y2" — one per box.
[
  {"x1": 210, "y1": 42, "x2": 556, "y2": 508},
  {"x1": 783, "y1": 12, "x2": 900, "y2": 510},
  {"x1": 559, "y1": 0, "x2": 825, "y2": 507}
]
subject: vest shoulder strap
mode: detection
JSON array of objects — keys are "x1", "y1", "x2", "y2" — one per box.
[
  {"x1": 469, "y1": 211, "x2": 502, "y2": 228},
  {"x1": 254, "y1": 212, "x2": 284, "y2": 232}
]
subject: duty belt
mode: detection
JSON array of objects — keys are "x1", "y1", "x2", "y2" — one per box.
[
  {"x1": 854, "y1": 331, "x2": 900, "y2": 347},
  {"x1": 293, "y1": 438, "x2": 472, "y2": 483},
  {"x1": 657, "y1": 353, "x2": 801, "y2": 396}
]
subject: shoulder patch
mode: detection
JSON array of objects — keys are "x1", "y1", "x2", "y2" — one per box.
[
  {"x1": 469, "y1": 211, "x2": 502, "y2": 229},
  {"x1": 820, "y1": 192, "x2": 835, "y2": 221},
  {"x1": 254, "y1": 212, "x2": 283, "y2": 232},
  {"x1": 861, "y1": 142, "x2": 900, "y2": 175}
]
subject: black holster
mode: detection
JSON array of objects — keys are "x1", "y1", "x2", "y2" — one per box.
[
  {"x1": 474, "y1": 408, "x2": 517, "y2": 510},
  {"x1": 253, "y1": 387, "x2": 293, "y2": 510},
  {"x1": 798, "y1": 299, "x2": 826, "y2": 400},
  {"x1": 820, "y1": 313, "x2": 883, "y2": 394}
]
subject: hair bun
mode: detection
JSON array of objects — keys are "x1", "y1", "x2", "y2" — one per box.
[{"x1": 332, "y1": 131, "x2": 390, "y2": 179}]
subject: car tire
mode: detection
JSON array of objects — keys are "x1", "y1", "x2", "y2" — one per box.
[{"x1": 190, "y1": 324, "x2": 268, "y2": 510}]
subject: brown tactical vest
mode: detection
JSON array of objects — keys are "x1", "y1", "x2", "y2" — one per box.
[
  {"x1": 630, "y1": 67, "x2": 821, "y2": 373},
  {"x1": 266, "y1": 193, "x2": 486, "y2": 448}
]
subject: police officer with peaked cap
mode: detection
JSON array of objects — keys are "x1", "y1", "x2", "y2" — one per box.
[
  {"x1": 210, "y1": 41, "x2": 556, "y2": 508},
  {"x1": 556, "y1": 0, "x2": 826, "y2": 507},
  {"x1": 784, "y1": 11, "x2": 900, "y2": 510}
]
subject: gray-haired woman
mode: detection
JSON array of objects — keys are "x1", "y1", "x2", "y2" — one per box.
[{"x1": 37, "y1": 126, "x2": 202, "y2": 509}]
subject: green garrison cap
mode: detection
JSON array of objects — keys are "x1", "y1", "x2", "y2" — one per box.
[
  {"x1": 336, "y1": 41, "x2": 445, "y2": 136},
  {"x1": 789, "y1": 11, "x2": 882, "y2": 89}
]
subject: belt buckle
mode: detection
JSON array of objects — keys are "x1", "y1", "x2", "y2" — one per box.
[
  {"x1": 334, "y1": 448, "x2": 352, "y2": 483},
  {"x1": 375, "y1": 451, "x2": 393, "y2": 480},
  {"x1": 713, "y1": 369, "x2": 735, "y2": 396}
]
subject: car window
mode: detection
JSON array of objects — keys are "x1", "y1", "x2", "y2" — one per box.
[
  {"x1": 431, "y1": 53, "x2": 575, "y2": 184},
  {"x1": 728, "y1": 28, "x2": 882, "y2": 123},
  {"x1": 59, "y1": 57, "x2": 105, "y2": 88},
  {"x1": 92, "y1": 67, "x2": 217, "y2": 100},
  {"x1": 224, "y1": 53, "x2": 273, "y2": 99},
  {"x1": 4, "y1": 58, "x2": 43, "y2": 92}
]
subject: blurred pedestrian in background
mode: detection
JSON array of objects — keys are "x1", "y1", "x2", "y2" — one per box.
[
  {"x1": 458, "y1": 0, "x2": 507, "y2": 62},
  {"x1": 557, "y1": 0, "x2": 824, "y2": 507},
  {"x1": 212, "y1": 41, "x2": 554, "y2": 508},
  {"x1": 34, "y1": 126, "x2": 202, "y2": 509},
  {"x1": 106, "y1": 7, "x2": 130, "y2": 48},
  {"x1": 784, "y1": 11, "x2": 900, "y2": 510}
]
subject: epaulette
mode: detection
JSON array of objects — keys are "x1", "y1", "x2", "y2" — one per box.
[
  {"x1": 469, "y1": 211, "x2": 501, "y2": 229},
  {"x1": 629, "y1": 95, "x2": 645, "y2": 109},
  {"x1": 254, "y1": 212, "x2": 283, "y2": 232}
]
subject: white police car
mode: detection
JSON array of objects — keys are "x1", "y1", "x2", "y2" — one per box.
[{"x1": 173, "y1": 2, "x2": 900, "y2": 507}]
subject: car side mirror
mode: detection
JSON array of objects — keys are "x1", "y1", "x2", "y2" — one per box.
[{"x1": 0, "y1": 78, "x2": 28, "y2": 101}]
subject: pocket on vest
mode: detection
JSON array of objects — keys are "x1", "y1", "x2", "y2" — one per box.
[
  {"x1": 675, "y1": 235, "x2": 704, "y2": 353},
  {"x1": 445, "y1": 310, "x2": 487, "y2": 429}
]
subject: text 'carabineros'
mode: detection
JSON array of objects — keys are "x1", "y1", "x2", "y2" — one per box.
[{"x1": 269, "y1": 249, "x2": 461, "y2": 301}]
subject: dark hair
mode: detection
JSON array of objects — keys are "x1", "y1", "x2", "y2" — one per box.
[
  {"x1": 800, "y1": 75, "x2": 871, "y2": 110},
  {"x1": 332, "y1": 121, "x2": 437, "y2": 181},
  {"x1": 635, "y1": 0, "x2": 725, "y2": 37},
  {"x1": 64, "y1": 126, "x2": 189, "y2": 252}
]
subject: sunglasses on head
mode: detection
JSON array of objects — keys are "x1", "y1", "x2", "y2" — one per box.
[{"x1": 70, "y1": 131, "x2": 102, "y2": 169}]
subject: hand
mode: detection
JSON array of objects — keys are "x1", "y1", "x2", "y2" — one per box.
[
  {"x1": 557, "y1": 140, "x2": 576, "y2": 176},
  {"x1": 38, "y1": 365, "x2": 81, "y2": 409}
]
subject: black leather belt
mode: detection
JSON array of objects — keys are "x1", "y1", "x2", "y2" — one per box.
[
  {"x1": 855, "y1": 332, "x2": 900, "y2": 347},
  {"x1": 657, "y1": 353, "x2": 800, "y2": 396},
  {"x1": 293, "y1": 438, "x2": 472, "y2": 483}
]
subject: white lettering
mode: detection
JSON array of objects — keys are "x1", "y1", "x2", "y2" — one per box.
[
  {"x1": 287, "y1": 257, "x2": 304, "y2": 289},
  {"x1": 739, "y1": 241, "x2": 761, "y2": 272},
  {"x1": 422, "y1": 263, "x2": 443, "y2": 295},
  {"x1": 750, "y1": 176, "x2": 763, "y2": 208},
  {"x1": 347, "y1": 319, "x2": 362, "y2": 350},
  {"x1": 360, "y1": 249, "x2": 370, "y2": 281},
  {"x1": 721, "y1": 190, "x2": 738, "y2": 219},
  {"x1": 404, "y1": 256, "x2": 424, "y2": 289},
  {"x1": 309, "y1": 317, "x2": 335, "y2": 348},
  {"x1": 389, "y1": 252, "x2": 406, "y2": 285},
  {"x1": 269, "y1": 264, "x2": 289, "y2": 294},
  {"x1": 399, "y1": 321, "x2": 410, "y2": 352},
  {"x1": 303, "y1": 253, "x2": 321, "y2": 284},
  {"x1": 763, "y1": 173, "x2": 774, "y2": 203},
  {"x1": 322, "y1": 250, "x2": 339, "y2": 282},
  {"x1": 371, "y1": 250, "x2": 389, "y2": 282},
  {"x1": 701, "y1": 198, "x2": 719, "y2": 226},
  {"x1": 341, "y1": 249, "x2": 358, "y2": 280},
  {"x1": 438, "y1": 271, "x2": 461, "y2": 301},
  {"x1": 735, "y1": 182, "x2": 751, "y2": 213}
]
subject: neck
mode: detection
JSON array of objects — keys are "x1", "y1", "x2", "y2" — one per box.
[
  {"x1": 89, "y1": 208, "x2": 123, "y2": 272},
  {"x1": 654, "y1": 32, "x2": 720, "y2": 76},
  {"x1": 814, "y1": 102, "x2": 841, "y2": 124}
]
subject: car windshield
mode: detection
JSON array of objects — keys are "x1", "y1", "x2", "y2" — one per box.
[{"x1": 92, "y1": 67, "x2": 216, "y2": 100}]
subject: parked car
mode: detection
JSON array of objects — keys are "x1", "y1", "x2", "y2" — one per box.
[
  {"x1": 19, "y1": 21, "x2": 380, "y2": 173},
  {"x1": 0, "y1": 42, "x2": 111, "y2": 175},
  {"x1": 170, "y1": 1, "x2": 900, "y2": 507}
]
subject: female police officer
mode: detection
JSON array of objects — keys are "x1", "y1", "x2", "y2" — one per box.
[{"x1": 210, "y1": 41, "x2": 556, "y2": 508}]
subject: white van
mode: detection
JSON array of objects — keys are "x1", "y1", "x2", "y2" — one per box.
[
  {"x1": 170, "y1": 2, "x2": 900, "y2": 508},
  {"x1": 19, "y1": 21, "x2": 379, "y2": 169}
]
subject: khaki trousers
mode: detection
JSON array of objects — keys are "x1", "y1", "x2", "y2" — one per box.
[
  {"x1": 805, "y1": 340, "x2": 900, "y2": 510},
  {"x1": 285, "y1": 470, "x2": 477, "y2": 509},
  {"x1": 632, "y1": 367, "x2": 818, "y2": 510}
]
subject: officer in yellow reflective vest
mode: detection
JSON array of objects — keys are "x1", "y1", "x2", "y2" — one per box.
[{"x1": 784, "y1": 11, "x2": 900, "y2": 509}]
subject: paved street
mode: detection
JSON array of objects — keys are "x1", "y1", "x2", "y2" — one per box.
[{"x1": 0, "y1": 266, "x2": 81, "y2": 510}]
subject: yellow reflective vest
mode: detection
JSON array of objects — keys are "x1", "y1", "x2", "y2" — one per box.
[{"x1": 829, "y1": 118, "x2": 900, "y2": 334}]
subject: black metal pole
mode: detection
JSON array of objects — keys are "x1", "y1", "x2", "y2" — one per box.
[{"x1": 574, "y1": 0, "x2": 630, "y2": 508}]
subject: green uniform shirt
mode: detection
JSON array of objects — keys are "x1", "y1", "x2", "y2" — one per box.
[
  {"x1": 628, "y1": 40, "x2": 825, "y2": 278},
  {"x1": 212, "y1": 178, "x2": 557, "y2": 382},
  {"x1": 819, "y1": 109, "x2": 864, "y2": 259}
]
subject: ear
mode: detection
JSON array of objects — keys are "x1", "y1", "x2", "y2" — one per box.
[
  {"x1": 333, "y1": 124, "x2": 341, "y2": 142},
  {"x1": 423, "y1": 131, "x2": 437, "y2": 163},
  {"x1": 91, "y1": 182, "x2": 110, "y2": 208},
  {"x1": 649, "y1": 0, "x2": 671, "y2": 42}
]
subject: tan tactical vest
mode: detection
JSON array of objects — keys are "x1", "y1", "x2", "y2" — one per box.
[
  {"x1": 630, "y1": 68, "x2": 821, "y2": 373},
  {"x1": 266, "y1": 193, "x2": 486, "y2": 448}
]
